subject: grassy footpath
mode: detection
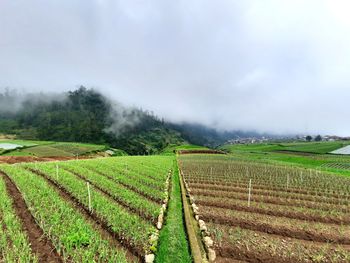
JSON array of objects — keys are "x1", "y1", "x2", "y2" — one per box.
[{"x1": 156, "y1": 160, "x2": 192, "y2": 263}]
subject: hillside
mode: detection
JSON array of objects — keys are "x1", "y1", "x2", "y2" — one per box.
[{"x1": 0, "y1": 87, "x2": 187, "y2": 155}]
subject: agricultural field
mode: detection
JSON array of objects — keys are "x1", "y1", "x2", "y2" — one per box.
[
  {"x1": 1, "y1": 142, "x2": 106, "y2": 157},
  {"x1": 220, "y1": 142, "x2": 350, "y2": 177},
  {"x1": 0, "y1": 155, "x2": 183, "y2": 262},
  {"x1": 221, "y1": 141, "x2": 350, "y2": 155},
  {"x1": 179, "y1": 154, "x2": 350, "y2": 263}
]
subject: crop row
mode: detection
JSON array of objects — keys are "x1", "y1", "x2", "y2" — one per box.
[
  {"x1": 199, "y1": 205, "x2": 350, "y2": 244},
  {"x1": 179, "y1": 157, "x2": 350, "y2": 194},
  {"x1": 0, "y1": 174, "x2": 37, "y2": 262},
  {"x1": 27, "y1": 162, "x2": 155, "y2": 257},
  {"x1": 185, "y1": 177, "x2": 350, "y2": 200},
  {"x1": 209, "y1": 223, "x2": 350, "y2": 263},
  {"x1": 190, "y1": 187, "x2": 349, "y2": 213},
  {"x1": 188, "y1": 181, "x2": 349, "y2": 205},
  {"x1": 179, "y1": 154, "x2": 350, "y2": 262},
  {"x1": 56, "y1": 162, "x2": 160, "y2": 222},
  {"x1": 76, "y1": 161, "x2": 165, "y2": 202},
  {"x1": 0, "y1": 165, "x2": 130, "y2": 262}
]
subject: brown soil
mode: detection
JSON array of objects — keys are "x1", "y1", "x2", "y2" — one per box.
[
  {"x1": 191, "y1": 188, "x2": 348, "y2": 213},
  {"x1": 216, "y1": 244, "x2": 299, "y2": 263},
  {"x1": 200, "y1": 211, "x2": 350, "y2": 245},
  {"x1": 196, "y1": 199, "x2": 350, "y2": 225},
  {"x1": 211, "y1": 224, "x2": 350, "y2": 263},
  {"x1": 216, "y1": 257, "x2": 248, "y2": 263},
  {"x1": 178, "y1": 149, "x2": 226, "y2": 154},
  {"x1": 189, "y1": 182, "x2": 348, "y2": 205},
  {"x1": 0, "y1": 156, "x2": 90, "y2": 164},
  {"x1": 1, "y1": 172, "x2": 62, "y2": 263},
  {"x1": 27, "y1": 168, "x2": 142, "y2": 261},
  {"x1": 62, "y1": 167, "x2": 157, "y2": 224},
  {"x1": 186, "y1": 178, "x2": 348, "y2": 199}
]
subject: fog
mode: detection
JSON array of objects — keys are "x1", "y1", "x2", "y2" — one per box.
[{"x1": 1, "y1": 0, "x2": 350, "y2": 136}]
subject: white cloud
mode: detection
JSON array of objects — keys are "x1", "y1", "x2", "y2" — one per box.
[{"x1": 0, "y1": 0, "x2": 350, "y2": 135}]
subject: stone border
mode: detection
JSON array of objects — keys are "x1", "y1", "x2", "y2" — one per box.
[
  {"x1": 182, "y1": 171, "x2": 216, "y2": 262},
  {"x1": 145, "y1": 170, "x2": 172, "y2": 263}
]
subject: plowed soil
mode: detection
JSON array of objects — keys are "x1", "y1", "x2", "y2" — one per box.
[{"x1": 0, "y1": 156, "x2": 89, "y2": 164}]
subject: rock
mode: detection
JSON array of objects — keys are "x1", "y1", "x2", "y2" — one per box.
[
  {"x1": 195, "y1": 215, "x2": 199, "y2": 221},
  {"x1": 145, "y1": 254, "x2": 155, "y2": 263},
  {"x1": 157, "y1": 213, "x2": 164, "y2": 229},
  {"x1": 204, "y1": 236, "x2": 214, "y2": 247},
  {"x1": 157, "y1": 221, "x2": 162, "y2": 230},
  {"x1": 162, "y1": 204, "x2": 167, "y2": 210},
  {"x1": 150, "y1": 233, "x2": 158, "y2": 243},
  {"x1": 198, "y1": 220, "x2": 207, "y2": 232},
  {"x1": 208, "y1": 249, "x2": 216, "y2": 262}
]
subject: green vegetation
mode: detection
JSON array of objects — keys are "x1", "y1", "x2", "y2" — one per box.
[
  {"x1": 0, "y1": 155, "x2": 177, "y2": 262},
  {"x1": 156, "y1": 161, "x2": 192, "y2": 263},
  {"x1": 0, "y1": 87, "x2": 186, "y2": 155},
  {"x1": 1, "y1": 140, "x2": 107, "y2": 157},
  {"x1": 0, "y1": 165, "x2": 129, "y2": 262},
  {"x1": 221, "y1": 141, "x2": 350, "y2": 154},
  {"x1": 0, "y1": 175, "x2": 37, "y2": 262},
  {"x1": 281, "y1": 141, "x2": 350, "y2": 154},
  {"x1": 220, "y1": 141, "x2": 350, "y2": 177}
]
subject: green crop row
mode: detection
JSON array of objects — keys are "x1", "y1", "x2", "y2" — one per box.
[
  {"x1": 0, "y1": 165, "x2": 129, "y2": 262},
  {"x1": 87, "y1": 158, "x2": 169, "y2": 188},
  {"x1": 28, "y1": 162, "x2": 155, "y2": 256},
  {"x1": 0, "y1": 175, "x2": 37, "y2": 262},
  {"x1": 79, "y1": 161, "x2": 165, "y2": 202},
  {"x1": 57, "y1": 162, "x2": 160, "y2": 222}
]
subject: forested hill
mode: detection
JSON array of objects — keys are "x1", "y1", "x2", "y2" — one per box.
[{"x1": 0, "y1": 87, "x2": 258, "y2": 154}]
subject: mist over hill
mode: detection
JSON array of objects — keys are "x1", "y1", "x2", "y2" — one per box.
[{"x1": 0, "y1": 87, "x2": 264, "y2": 154}]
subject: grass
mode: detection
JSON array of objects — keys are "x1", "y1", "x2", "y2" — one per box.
[
  {"x1": 222, "y1": 141, "x2": 350, "y2": 154},
  {"x1": 155, "y1": 160, "x2": 192, "y2": 263},
  {"x1": 282, "y1": 141, "x2": 350, "y2": 154},
  {"x1": 1, "y1": 140, "x2": 107, "y2": 157},
  {"x1": 21, "y1": 146, "x2": 74, "y2": 157},
  {"x1": 220, "y1": 142, "x2": 350, "y2": 178},
  {"x1": 0, "y1": 139, "x2": 52, "y2": 147}
]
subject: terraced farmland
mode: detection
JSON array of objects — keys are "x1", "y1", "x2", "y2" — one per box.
[
  {"x1": 179, "y1": 154, "x2": 350, "y2": 263},
  {"x1": 0, "y1": 156, "x2": 174, "y2": 262}
]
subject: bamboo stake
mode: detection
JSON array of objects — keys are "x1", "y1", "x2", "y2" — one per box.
[
  {"x1": 87, "y1": 182, "x2": 92, "y2": 212},
  {"x1": 248, "y1": 179, "x2": 252, "y2": 207}
]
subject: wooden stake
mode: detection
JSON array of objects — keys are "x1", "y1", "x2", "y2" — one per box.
[
  {"x1": 56, "y1": 164, "x2": 59, "y2": 180},
  {"x1": 87, "y1": 182, "x2": 92, "y2": 212},
  {"x1": 248, "y1": 179, "x2": 252, "y2": 207}
]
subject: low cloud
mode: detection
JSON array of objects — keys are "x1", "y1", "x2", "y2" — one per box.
[{"x1": 1, "y1": 0, "x2": 350, "y2": 135}]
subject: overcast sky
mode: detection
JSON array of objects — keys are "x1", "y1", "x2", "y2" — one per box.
[{"x1": 1, "y1": 0, "x2": 350, "y2": 135}]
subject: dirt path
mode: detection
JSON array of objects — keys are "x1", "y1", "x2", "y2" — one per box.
[
  {"x1": 0, "y1": 156, "x2": 90, "y2": 164},
  {"x1": 1, "y1": 172, "x2": 62, "y2": 263}
]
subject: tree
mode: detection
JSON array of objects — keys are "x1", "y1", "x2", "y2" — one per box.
[
  {"x1": 315, "y1": 135, "x2": 322, "y2": 141},
  {"x1": 306, "y1": 135, "x2": 312, "y2": 142}
]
